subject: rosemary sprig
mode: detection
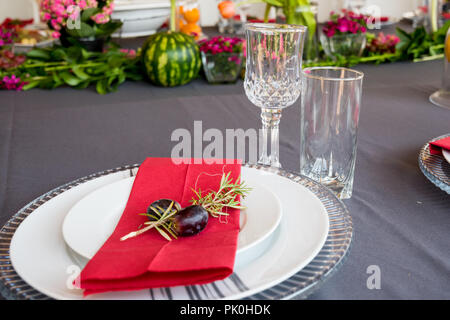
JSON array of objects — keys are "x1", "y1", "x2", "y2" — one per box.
[
  {"x1": 191, "y1": 172, "x2": 252, "y2": 218},
  {"x1": 120, "y1": 201, "x2": 178, "y2": 241}
]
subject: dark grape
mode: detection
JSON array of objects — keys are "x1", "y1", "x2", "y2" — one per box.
[
  {"x1": 172, "y1": 205, "x2": 208, "y2": 237},
  {"x1": 147, "y1": 199, "x2": 181, "y2": 220}
]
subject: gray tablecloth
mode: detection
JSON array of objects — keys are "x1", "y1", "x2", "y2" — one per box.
[{"x1": 1, "y1": 54, "x2": 449, "y2": 299}]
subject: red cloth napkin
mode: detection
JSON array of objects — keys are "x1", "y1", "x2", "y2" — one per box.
[
  {"x1": 79, "y1": 158, "x2": 241, "y2": 296},
  {"x1": 429, "y1": 136, "x2": 450, "y2": 155}
]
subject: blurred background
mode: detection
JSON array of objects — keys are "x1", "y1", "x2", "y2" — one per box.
[{"x1": 0, "y1": 0, "x2": 425, "y2": 27}]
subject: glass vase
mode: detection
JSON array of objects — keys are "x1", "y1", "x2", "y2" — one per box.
[
  {"x1": 320, "y1": 32, "x2": 367, "y2": 60},
  {"x1": 201, "y1": 51, "x2": 243, "y2": 84},
  {"x1": 177, "y1": 0, "x2": 202, "y2": 39}
]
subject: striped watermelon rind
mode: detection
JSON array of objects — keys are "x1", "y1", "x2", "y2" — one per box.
[{"x1": 142, "y1": 31, "x2": 201, "y2": 87}]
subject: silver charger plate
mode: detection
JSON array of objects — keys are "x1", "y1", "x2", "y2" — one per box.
[
  {"x1": 0, "y1": 163, "x2": 352, "y2": 300},
  {"x1": 419, "y1": 134, "x2": 450, "y2": 194}
]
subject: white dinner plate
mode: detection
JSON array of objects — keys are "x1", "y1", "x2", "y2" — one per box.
[
  {"x1": 443, "y1": 149, "x2": 450, "y2": 164},
  {"x1": 9, "y1": 165, "x2": 330, "y2": 300},
  {"x1": 62, "y1": 174, "x2": 282, "y2": 264}
]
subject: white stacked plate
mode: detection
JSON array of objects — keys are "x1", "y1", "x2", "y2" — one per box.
[
  {"x1": 0, "y1": 163, "x2": 352, "y2": 300},
  {"x1": 111, "y1": 0, "x2": 171, "y2": 38}
]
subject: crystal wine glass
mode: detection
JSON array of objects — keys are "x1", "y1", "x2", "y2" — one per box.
[{"x1": 244, "y1": 23, "x2": 306, "y2": 168}]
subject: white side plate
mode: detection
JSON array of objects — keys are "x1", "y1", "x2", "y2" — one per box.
[{"x1": 62, "y1": 172, "x2": 283, "y2": 264}]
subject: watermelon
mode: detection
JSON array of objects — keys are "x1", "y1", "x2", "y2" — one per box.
[{"x1": 142, "y1": 31, "x2": 201, "y2": 87}]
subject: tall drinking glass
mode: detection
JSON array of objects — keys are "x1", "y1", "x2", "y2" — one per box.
[
  {"x1": 300, "y1": 67, "x2": 364, "y2": 199},
  {"x1": 244, "y1": 23, "x2": 306, "y2": 168},
  {"x1": 429, "y1": 26, "x2": 450, "y2": 109}
]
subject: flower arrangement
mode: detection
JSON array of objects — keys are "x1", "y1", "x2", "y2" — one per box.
[
  {"x1": 322, "y1": 10, "x2": 368, "y2": 38},
  {"x1": 199, "y1": 36, "x2": 243, "y2": 56},
  {"x1": 366, "y1": 32, "x2": 400, "y2": 55},
  {"x1": 40, "y1": 0, "x2": 121, "y2": 41},
  {"x1": 320, "y1": 10, "x2": 369, "y2": 59},
  {"x1": 198, "y1": 36, "x2": 244, "y2": 83}
]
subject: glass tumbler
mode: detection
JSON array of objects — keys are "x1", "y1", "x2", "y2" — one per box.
[
  {"x1": 244, "y1": 23, "x2": 306, "y2": 168},
  {"x1": 300, "y1": 67, "x2": 364, "y2": 199}
]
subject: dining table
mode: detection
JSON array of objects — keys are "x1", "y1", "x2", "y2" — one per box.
[{"x1": 0, "y1": 25, "x2": 449, "y2": 300}]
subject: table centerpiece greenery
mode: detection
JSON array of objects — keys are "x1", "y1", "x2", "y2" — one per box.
[{"x1": 40, "y1": 0, "x2": 122, "y2": 51}]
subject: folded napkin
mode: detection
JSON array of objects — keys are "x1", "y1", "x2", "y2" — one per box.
[
  {"x1": 429, "y1": 136, "x2": 450, "y2": 155},
  {"x1": 79, "y1": 158, "x2": 241, "y2": 296}
]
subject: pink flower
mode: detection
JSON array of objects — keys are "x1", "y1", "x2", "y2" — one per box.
[
  {"x1": 119, "y1": 48, "x2": 137, "y2": 58},
  {"x1": 337, "y1": 23, "x2": 349, "y2": 33},
  {"x1": 50, "y1": 19, "x2": 61, "y2": 30},
  {"x1": 323, "y1": 10, "x2": 368, "y2": 37},
  {"x1": 91, "y1": 13, "x2": 110, "y2": 24},
  {"x1": 228, "y1": 55, "x2": 241, "y2": 65},
  {"x1": 52, "y1": 31, "x2": 61, "y2": 38},
  {"x1": 199, "y1": 36, "x2": 243, "y2": 55},
  {"x1": 1, "y1": 75, "x2": 26, "y2": 91},
  {"x1": 78, "y1": 0, "x2": 87, "y2": 9}
]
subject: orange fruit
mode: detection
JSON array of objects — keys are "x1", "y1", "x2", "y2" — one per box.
[
  {"x1": 179, "y1": 5, "x2": 184, "y2": 14},
  {"x1": 218, "y1": 1, "x2": 235, "y2": 19},
  {"x1": 183, "y1": 8, "x2": 200, "y2": 23},
  {"x1": 181, "y1": 23, "x2": 202, "y2": 39}
]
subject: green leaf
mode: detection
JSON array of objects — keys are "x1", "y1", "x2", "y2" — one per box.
[
  {"x1": 72, "y1": 65, "x2": 90, "y2": 80},
  {"x1": 60, "y1": 71, "x2": 82, "y2": 86},
  {"x1": 434, "y1": 20, "x2": 450, "y2": 43},
  {"x1": 27, "y1": 49, "x2": 51, "y2": 61},
  {"x1": 81, "y1": 8, "x2": 101, "y2": 22},
  {"x1": 39, "y1": 77, "x2": 57, "y2": 89},
  {"x1": 81, "y1": 48, "x2": 97, "y2": 60},
  {"x1": 66, "y1": 46, "x2": 83, "y2": 63},
  {"x1": 22, "y1": 80, "x2": 42, "y2": 91},
  {"x1": 75, "y1": 81, "x2": 90, "y2": 89},
  {"x1": 95, "y1": 20, "x2": 123, "y2": 37},
  {"x1": 52, "y1": 73, "x2": 63, "y2": 86},
  {"x1": 107, "y1": 55, "x2": 124, "y2": 68},
  {"x1": 50, "y1": 48, "x2": 68, "y2": 61},
  {"x1": 95, "y1": 78, "x2": 108, "y2": 94},
  {"x1": 262, "y1": 0, "x2": 283, "y2": 7},
  {"x1": 65, "y1": 21, "x2": 95, "y2": 38}
]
